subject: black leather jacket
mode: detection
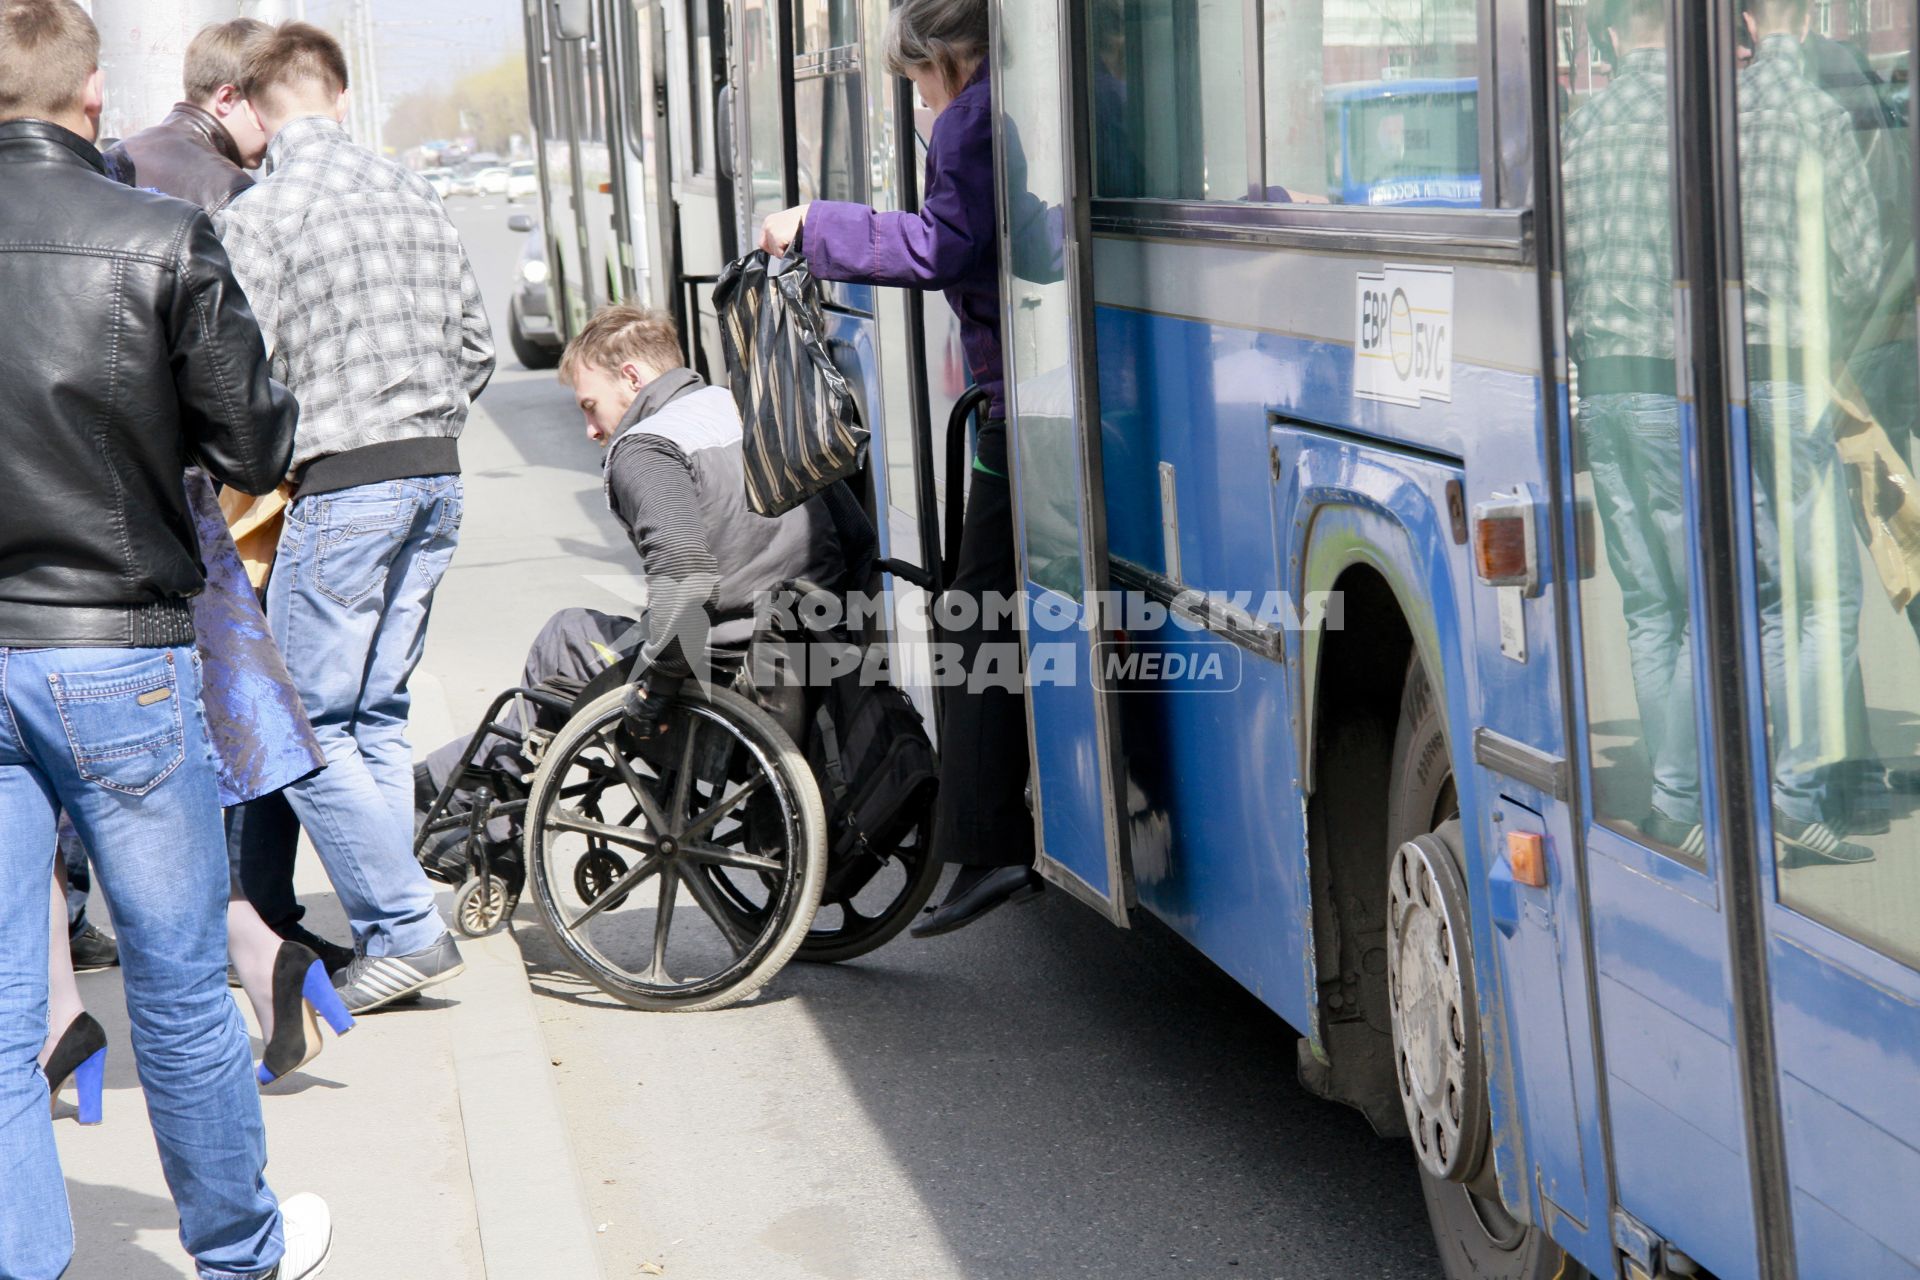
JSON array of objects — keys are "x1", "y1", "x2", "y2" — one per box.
[
  {"x1": 105, "y1": 102, "x2": 255, "y2": 213},
  {"x1": 0, "y1": 121, "x2": 296, "y2": 648}
]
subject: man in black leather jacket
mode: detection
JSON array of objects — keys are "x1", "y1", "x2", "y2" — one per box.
[
  {"x1": 105, "y1": 17, "x2": 270, "y2": 212},
  {"x1": 0, "y1": 2, "x2": 331, "y2": 1277}
]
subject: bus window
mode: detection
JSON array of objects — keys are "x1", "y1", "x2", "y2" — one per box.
[
  {"x1": 793, "y1": 71, "x2": 867, "y2": 202},
  {"x1": 793, "y1": 0, "x2": 859, "y2": 53},
  {"x1": 1260, "y1": 0, "x2": 1480, "y2": 206},
  {"x1": 741, "y1": 0, "x2": 789, "y2": 220},
  {"x1": 1729, "y1": 0, "x2": 1919, "y2": 966},
  {"x1": 1557, "y1": 2, "x2": 1704, "y2": 865},
  {"x1": 1090, "y1": 0, "x2": 1248, "y2": 200},
  {"x1": 687, "y1": 0, "x2": 713, "y2": 176}
]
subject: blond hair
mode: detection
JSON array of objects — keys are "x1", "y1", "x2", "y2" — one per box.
[
  {"x1": 560, "y1": 304, "x2": 686, "y2": 383},
  {"x1": 239, "y1": 21, "x2": 348, "y2": 115},
  {"x1": 882, "y1": 0, "x2": 987, "y2": 95},
  {"x1": 184, "y1": 18, "x2": 271, "y2": 105},
  {"x1": 0, "y1": 0, "x2": 97, "y2": 124}
]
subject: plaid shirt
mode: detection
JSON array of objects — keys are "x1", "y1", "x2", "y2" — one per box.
[
  {"x1": 1561, "y1": 48, "x2": 1676, "y2": 363},
  {"x1": 1737, "y1": 34, "x2": 1882, "y2": 354},
  {"x1": 216, "y1": 117, "x2": 494, "y2": 472}
]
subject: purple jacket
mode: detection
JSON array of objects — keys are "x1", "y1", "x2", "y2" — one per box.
[{"x1": 801, "y1": 63, "x2": 1003, "y2": 418}]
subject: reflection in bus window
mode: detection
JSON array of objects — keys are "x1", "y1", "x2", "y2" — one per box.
[
  {"x1": 794, "y1": 72, "x2": 867, "y2": 203},
  {"x1": 1732, "y1": 0, "x2": 1920, "y2": 968},
  {"x1": 1558, "y1": 0, "x2": 1705, "y2": 864},
  {"x1": 1090, "y1": 0, "x2": 1247, "y2": 200},
  {"x1": 1259, "y1": 0, "x2": 1479, "y2": 206}
]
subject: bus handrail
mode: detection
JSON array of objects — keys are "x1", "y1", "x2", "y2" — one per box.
[{"x1": 943, "y1": 386, "x2": 991, "y2": 591}]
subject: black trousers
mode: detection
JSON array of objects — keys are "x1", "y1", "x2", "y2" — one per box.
[
  {"x1": 932, "y1": 419, "x2": 1036, "y2": 870},
  {"x1": 228, "y1": 791, "x2": 304, "y2": 931}
]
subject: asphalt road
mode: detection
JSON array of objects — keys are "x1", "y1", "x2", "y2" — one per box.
[{"x1": 432, "y1": 197, "x2": 1443, "y2": 1280}]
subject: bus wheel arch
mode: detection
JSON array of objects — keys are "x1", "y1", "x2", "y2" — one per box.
[{"x1": 1297, "y1": 561, "x2": 1415, "y2": 1136}]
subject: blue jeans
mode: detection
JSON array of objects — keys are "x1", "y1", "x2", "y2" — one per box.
[
  {"x1": 1748, "y1": 381, "x2": 1867, "y2": 826},
  {"x1": 1581, "y1": 392, "x2": 1701, "y2": 826},
  {"x1": 268, "y1": 476, "x2": 462, "y2": 957},
  {"x1": 0, "y1": 646, "x2": 279, "y2": 1280}
]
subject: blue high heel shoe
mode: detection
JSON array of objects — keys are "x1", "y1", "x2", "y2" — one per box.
[
  {"x1": 257, "y1": 942, "x2": 355, "y2": 1086},
  {"x1": 44, "y1": 1012, "x2": 107, "y2": 1125}
]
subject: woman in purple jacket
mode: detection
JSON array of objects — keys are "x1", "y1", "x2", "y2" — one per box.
[{"x1": 759, "y1": 0, "x2": 1042, "y2": 937}]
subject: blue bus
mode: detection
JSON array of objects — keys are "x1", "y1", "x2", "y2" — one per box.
[
  {"x1": 524, "y1": 1, "x2": 1920, "y2": 1276},
  {"x1": 1324, "y1": 77, "x2": 1482, "y2": 208}
]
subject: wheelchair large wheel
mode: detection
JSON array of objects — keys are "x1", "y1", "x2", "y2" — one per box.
[
  {"x1": 691, "y1": 814, "x2": 942, "y2": 964},
  {"x1": 526, "y1": 682, "x2": 827, "y2": 1012}
]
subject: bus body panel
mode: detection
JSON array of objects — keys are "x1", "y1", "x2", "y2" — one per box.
[{"x1": 1086, "y1": 231, "x2": 1613, "y2": 1252}]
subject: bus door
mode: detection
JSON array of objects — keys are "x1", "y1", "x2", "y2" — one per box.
[
  {"x1": 989, "y1": 0, "x2": 1132, "y2": 922},
  {"x1": 661, "y1": 0, "x2": 735, "y2": 376},
  {"x1": 1553, "y1": 2, "x2": 1762, "y2": 1275},
  {"x1": 1715, "y1": 2, "x2": 1920, "y2": 1274}
]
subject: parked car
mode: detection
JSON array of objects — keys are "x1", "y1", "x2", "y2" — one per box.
[
  {"x1": 420, "y1": 167, "x2": 454, "y2": 198},
  {"x1": 506, "y1": 160, "x2": 539, "y2": 201},
  {"x1": 475, "y1": 166, "x2": 511, "y2": 196},
  {"x1": 506, "y1": 211, "x2": 562, "y2": 370}
]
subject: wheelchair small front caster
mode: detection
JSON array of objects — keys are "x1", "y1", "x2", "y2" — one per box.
[{"x1": 455, "y1": 873, "x2": 511, "y2": 937}]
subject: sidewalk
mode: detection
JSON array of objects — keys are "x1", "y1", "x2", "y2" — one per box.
[{"x1": 53, "y1": 679, "x2": 603, "y2": 1280}]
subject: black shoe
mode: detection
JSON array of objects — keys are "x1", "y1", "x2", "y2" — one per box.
[
  {"x1": 258, "y1": 942, "x2": 356, "y2": 1086},
  {"x1": 44, "y1": 1012, "x2": 108, "y2": 1125},
  {"x1": 68, "y1": 922, "x2": 118, "y2": 972},
  {"x1": 909, "y1": 866, "x2": 1043, "y2": 939},
  {"x1": 274, "y1": 922, "x2": 356, "y2": 979}
]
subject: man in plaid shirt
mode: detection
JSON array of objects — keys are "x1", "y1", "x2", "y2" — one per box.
[
  {"x1": 1737, "y1": 0, "x2": 1882, "y2": 867},
  {"x1": 217, "y1": 22, "x2": 494, "y2": 1011},
  {"x1": 1562, "y1": 0, "x2": 1704, "y2": 859}
]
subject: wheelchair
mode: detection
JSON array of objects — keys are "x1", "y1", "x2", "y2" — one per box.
[{"x1": 412, "y1": 576, "x2": 945, "y2": 1012}]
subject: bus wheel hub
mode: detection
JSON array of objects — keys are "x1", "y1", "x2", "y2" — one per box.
[{"x1": 1387, "y1": 830, "x2": 1484, "y2": 1183}]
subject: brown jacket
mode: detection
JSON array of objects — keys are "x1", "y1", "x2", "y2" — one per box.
[{"x1": 105, "y1": 102, "x2": 254, "y2": 214}]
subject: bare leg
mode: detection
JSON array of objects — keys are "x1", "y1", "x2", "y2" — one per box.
[
  {"x1": 41, "y1": 873, "x2": 83, "y2": 1069},
  {"x1": 228, "y1": 890, "x2": 283, "y2": 1040}
]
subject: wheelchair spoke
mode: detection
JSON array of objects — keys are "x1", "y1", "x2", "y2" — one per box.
[
  {"x1": 594, "y1": 731, "x2": 670, "y2": 834},
  {"x1": 643, "y1": 864, "x2": 679, "y2": 984},
  {"x1": 669, "y1": 715, "x2": 701, "y2": 826},
  {"x1": 681, "y1": 775, "x2": 768, "y2": 842},
  {"x1": 549, "y1": 807, "x2": 659, "y2": 854},
  {"x1": 566, "y1": 852, "x2": 664, "y2": 933},
  {"x1": 679, "y1": 840, "x2": 784, "y2": 874},
  {"x1": 679, "y1": 865, "x2": 753, "y2": 957}
]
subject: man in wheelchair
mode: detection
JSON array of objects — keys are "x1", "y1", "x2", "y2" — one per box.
[{"x1": 413, "y1": 305, "x2": 846, "y2": 877}]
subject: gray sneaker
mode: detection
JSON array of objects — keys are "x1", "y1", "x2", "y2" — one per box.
[{"x1": 332, "y1": 934, "x2": 465, "y2": 1014}]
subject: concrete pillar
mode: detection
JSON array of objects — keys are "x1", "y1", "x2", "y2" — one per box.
[{"x1": 92, "y1": 0, "x2": 242, "y2": 142}]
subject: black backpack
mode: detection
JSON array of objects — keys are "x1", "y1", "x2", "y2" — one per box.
[{"x1": 803, "y1": 637, "x2": 939, "y2": 861}]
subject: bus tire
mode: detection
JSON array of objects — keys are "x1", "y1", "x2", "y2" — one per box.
[{"x1": 1387, "y1": 653, "x2": 1580, "y2": 1280}]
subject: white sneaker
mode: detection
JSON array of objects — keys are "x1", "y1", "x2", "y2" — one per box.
[{"x1": 274, "y1": 1192, "x2": 332, "y2": 1279}]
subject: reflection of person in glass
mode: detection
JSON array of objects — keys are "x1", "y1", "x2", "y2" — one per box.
[
  {"x1": 1738, "y1": 0, "x2": 1883, "y2": 865},
  {"x1": 758, "y1": 0, "x2": 1046, "y2": 934},
  {"x1": 1562, "y1": 0, "x2": 1702, "y2": 857}
]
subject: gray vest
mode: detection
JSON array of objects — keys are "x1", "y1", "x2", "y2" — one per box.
[{"x1": 605, "y1": 383, "x2": 844, "y2": 643}]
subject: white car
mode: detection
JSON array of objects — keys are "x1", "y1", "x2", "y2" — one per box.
[
  {"x1": 475, "y1": 166, "x2": 510, "y2": 196},
  {"x1": 420, "y1": 167, "x2": 454, "y2": 198},
  {"x1": 506, "y1": 160, "x2": 539, "y2": 201}
]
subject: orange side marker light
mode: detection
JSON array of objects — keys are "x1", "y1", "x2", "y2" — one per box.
[{"x1": 1506, "y1": 831, "x2": 1547, "y2": 888}]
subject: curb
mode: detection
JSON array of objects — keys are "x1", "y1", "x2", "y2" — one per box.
[{"x1": 446, "y1": 923, "x2": 607, "y2": 1279}]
